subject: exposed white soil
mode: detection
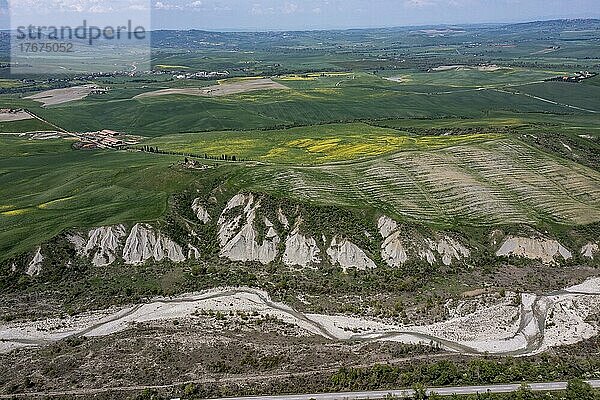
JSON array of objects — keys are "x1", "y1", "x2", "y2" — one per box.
[
  {"x1": 327, "y1": 236, "x2": 376, "y2": 272},
  {"x1": 25, "y1": 85, "x2": 100, "y2": 107},
  {"x1": 378, "y1": 216, "x2": 470, "y2": 267},
  {"x1": 216, "y1": 194, "x2": 377, "y2": 270},
  {"x1": 66, "y1": 233, "x2": 86, "y2": 254},
  {"x1": 64, "y1": 196, "x2": 586, "y2": 272},
  {"x1": 122, "y1": 224, "x2": 185, "y2": 265},
  {"x1": 217, "y1": 194, "x2": 248, "y2": 246},
  {"x1": 564, "y1": 277, "x2": 600, "y2": 294},
  {"x1": 581, "y1": 243, "x2": 599, "y2": 259},
  {"x1": 66, "y1": 224, "x2": 184, "y2": 266},
  {"x1": 383, "y1": 77, "x2": 405, "y2": 83},
  {"x1": 422, "y1": 299, "x2": 520, "y2": 343},
  {"x1": 68, "y1": 225, "x2": 126, "y2": 267},
  {"x1": 378, "y1": 216, "x2": 398, "y2": 238},
  {"x1": 217, "y1": 194, "x2": 280, "y2": 264},
  {"x1": 425, "y1": 237, "x2": 471, "y2": 266},
  {"x1": 496, "y1": 236, "x2": 572, "y2": 264},
  {"x1": 134, "y1": 79, "x2": 287, "y2": 99},
  {"x1": 1, "y1": 278, "x2": 598, "y2": 356},
  {"x1": 381, "y1": 231, "x2": 409, "y2": 267},
  {"x1": 26, "y1": 247, "x2": 43, "y2": 276},
  {"x1": 191, "y1": 198, "x2": 211, "y2": 223},
  {"x1": 187, "y1": 244, "x2": 201, "y2": 259},
  {"x1": 431, "y1": 65, "x2": 510, "y2": 72},
  {"x1": 542, "y1": 295, "x2": 600, "y2": 350},
  {"x1": 222, "y1": 216, "x2": 280, "y2": 264},
  {"x1": 0, "y1": 110, "x2": 32, "y2": 122},
  {"x1": 223, "y1": 193, "x2": 249, "y2": 213},
  {"x1": 277, "y1": 208, "x2": 290, "y2": 229},
  {"x1": 378, "y1": 216, "x2": 408, "y2": 267},
  {"x1": 283, "y1": 227, "x2": 321, "y2": 268}
]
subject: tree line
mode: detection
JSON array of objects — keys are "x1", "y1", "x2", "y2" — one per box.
[{"x1": 136, "y1": 145, "x2": 246, "y2": 162}]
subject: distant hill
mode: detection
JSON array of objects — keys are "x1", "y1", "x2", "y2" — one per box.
[
  {"x1": 149, "y1": 19, "x2": 600, "y2": 51},
  {"x1": 504, "y1": 18, "x2": 600, "y2": 32}
]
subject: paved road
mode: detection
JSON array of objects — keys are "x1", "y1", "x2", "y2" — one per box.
[
  {"x1": 211, "y1": 380, "x2": 600, "y2": 400},
  {"x1": 1, "y1": 379, "x2": 598, "y2": 398}
]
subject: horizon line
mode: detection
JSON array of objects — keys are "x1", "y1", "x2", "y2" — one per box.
[{"x1": 0, "y1": 17, "x2": 598, "y2": 34}]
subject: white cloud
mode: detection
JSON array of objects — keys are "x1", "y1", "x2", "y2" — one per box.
[
  {"x1": 404, "y1": 0, "x2": 467, "y2": 7},
  {"x1": 282, "y1": 2, "x2": 299, "y2": 14},
  {"x1": 250, "y1": 1, "x2": 303, "y2": 16},
  {"x1": 154, "y1": 1, "x2": 174, "y2": 9},
  {"x1": 153, "y1": 0, "x2": 205, "y2": 11},
  {"x1": 404, "y1": 0, "x2": 434, "y2": 6}
]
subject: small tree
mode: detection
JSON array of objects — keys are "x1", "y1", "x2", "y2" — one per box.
[
  {"x1": 183, "y1": 382, "x2": 197, "y2": 397},
  {"x1": 515, "y1": 383, "x2": 535, "y2": 400},
  {"x1": 412, "y1": 383, "x2": 428, "y2": 400},
  {"x1": 566, "y1": 379, "x2": 597, "y2": 400}
]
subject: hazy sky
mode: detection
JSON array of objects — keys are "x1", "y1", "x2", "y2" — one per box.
[{"x1": 2, "y1": 0, "x2": 599, "y2": 30}]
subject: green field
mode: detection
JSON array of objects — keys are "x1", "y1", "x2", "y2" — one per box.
[
  {"x1": 2, "y1": 120, "x2": 598, "y2": 261},
  {"x1": 378, "y1": 67, "x2": 566, "y2": 88},
  {"x1": 0, "y1": 137, "x2": 199, "y2": 259},
  {"x1": 0, "y1": 70, "x2": 592, "y2": 138},
  {"x1": 0, "y1": 118, "x2": 54, "y2": 133},
  {"x1": 147, "y1": 123, "x2": 502, "y2": 164}
]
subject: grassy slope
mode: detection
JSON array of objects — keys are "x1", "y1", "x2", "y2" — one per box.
[
  {"x1": 516, "y1": 81, "x2": 600, "y2": 111},
  {"x1": 3, "y1": 127, "x2": 598, "y2": 262},
  {"x1": 0, "y1": 118, "x2": 54, "y2": 133},
  {"x1": 37, "y1": 85, "x2": 573, "y2": 136},
  {"x1": 377, "y1": 67, "x2": 566, "y2": 88},
  {"x1": 374, "y1": 112, "x2": 600, "y2": 132},
  {"x1": 146, "y1": 123, "x2": 501, "y2": 164},
  {"x1": 228, "y1": 137, "x2": 600, "y2": 227},
  {"x1": 0, "y1": 137, "x2": 198, "y2": 259},
  {"x1": 0, "y1": 72, "x2": 581, "y2": 137}
]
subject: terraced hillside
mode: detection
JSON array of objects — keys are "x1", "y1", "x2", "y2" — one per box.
[{"x1": 234, "y1": 138, "x2": 600, "y2": 226}]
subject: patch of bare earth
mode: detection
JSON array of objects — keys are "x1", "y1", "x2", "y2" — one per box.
[
  {"x1": 25, "y1": 85, "x2": 100, "y2": 107},
  {"x1": 0, "y1": 111, "x2": 32, "y2": 122},
  {"x1": 134, "y1": 78, "x2": 288, "y2": 99}
]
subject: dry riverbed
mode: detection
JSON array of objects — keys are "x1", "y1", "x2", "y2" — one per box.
[{"x1": 1, "y1": 278, "x2": 599, "y2": 357}]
